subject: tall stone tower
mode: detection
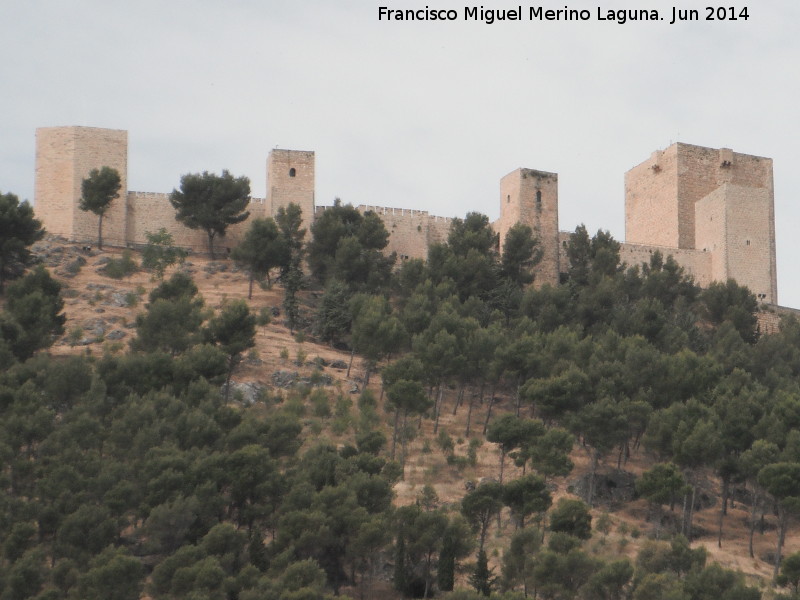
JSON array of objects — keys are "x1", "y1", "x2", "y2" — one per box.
[
  {"x1": 625, "y1": 142, "x2": 777, "y2": 304},
  {"x1": 496, "y1": 168, "x2": 560, "y2": 287},
  {"x1": 35, "y1": 126, "x2": 128, "y2": 245},
  {"x1": 267, "y1": 149, "x2": 315, "y2": 234}
]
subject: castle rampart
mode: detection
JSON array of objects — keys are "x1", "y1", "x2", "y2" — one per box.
[
  {"x1": 354, "y1": 204, "x2": 453, "y2": 261},
  {"x1": 33, "y1": 127, "x2": 778, "y2": 307},
  {"x1": 124, "y1": 191, "x2": 268, "y2": 252}
]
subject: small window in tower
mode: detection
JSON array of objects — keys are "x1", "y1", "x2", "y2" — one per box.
[
  {"x1": 289, "y1": 168, "x2": 296, "y2": 177},
  {"x1": 536, "y1": 190, "x2": 542, "y2": 209},
  {"x1": 507, "y1": 195, "x2": 511, "y2": 204},
  {"x1": 746, "y1": 240, "x2": 751, "y2": 246}
]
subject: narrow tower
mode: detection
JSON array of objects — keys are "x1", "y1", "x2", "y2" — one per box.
[
  {"x1": 266, "y1": 149, "x2": 315, "y2": 234},
  {"x1": 496, "y1": 168, "x2": 560, "y2": 287}
]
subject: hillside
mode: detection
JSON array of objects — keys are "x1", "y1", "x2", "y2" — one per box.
[{"x1": 26, "y1": 237, "x2": 797, "y2": 594}]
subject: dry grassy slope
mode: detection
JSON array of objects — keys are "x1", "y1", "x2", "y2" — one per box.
[{"x1": 37, "y1": 240, "x2": 795, "y2": 591}]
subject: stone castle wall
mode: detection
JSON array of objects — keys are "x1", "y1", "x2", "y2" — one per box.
[
  {"x1": 33, "y1": 127, "x2": 779, "y2": 307},
  {"x1": 312, "y1": 204, "x2": 453, "y2": 261},
  {"x1": 359, "y1": 205, "x2": 452, "y2": 260},
  {"x1": 619, "y1": 242, "x2": 713, "y2": 287},
  {"x1": 124, "y1": 192, "x2": 268, "y2": 253},
  {"x1": 556, "y1": 231, "x2": 713, "y2": 287}
]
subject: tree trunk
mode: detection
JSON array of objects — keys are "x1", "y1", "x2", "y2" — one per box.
[
  {"x1": 774, "y1": 506, "x2": 788, "y2": 580},
  {"x1": 686, "y1": 484, "x2": 697, "y2": 540},
  {"x1": 391, "y1": 408, "x2": 400, "y2": 460},
  {"x1": 718, "y1": 477, "x2": 730, "y2": 548},
  {"x1": 224, "y1": 356, "x2": 235, "y2": 402},
  {"x1": 483, "y1": 388, "x2": 496, "y2": 435},
  {"x1": 452, "y1": 382, "x2": 465, "y2": 415},
  {"x1": 423, "y1": 554, "x2": 432, "y2": 599},
  {"x1": 347, "y1": 348, "x2": 355, "y2": 377},
  {"x1": 248, "y1": 272, "x2": 254, "y2": 299},
  {"x1": 400, "y1": 410, "x2": 409, "y2": 479},
  {"x1": 466, "y1": 383, "x2": 484, "y2": 438},
  {"x1": 748, "y1": 489, "x2": 759, "y2": 559},
  {"x1": 433, "y1": 384, "x2": 444, "y2": 434},
  {"x1": 654, "y1": 505, "x2": 663, "y2": 540},
  {"x1": 465, "y1": 394, "x2": 475, "y2": 438},
  {"x1": 98, "y1": 214, "x2": 104, "y2": 249},
  {"x1": 207, "y1": 230, "x2": 216, "y2": 260},
  {"x1": 364, "y1": 362, "x2": 372, "y2": 386},
  {"x1": 587, "y1": 449, "x2": 599, "y2": 507},
  {"x1": 681, "y1": 490, "x2": 689, "y2": 536}
]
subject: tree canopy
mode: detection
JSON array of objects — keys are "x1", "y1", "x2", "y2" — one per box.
[
  {"x1": 307, "y1": 200, "x2": 394, "y2": 291},
  {"x1": 0, "y1": 192, "x2": 44, "y2": 292},
  {"x1": 232, "y1": 217, "x2": 288, "y2": 298},
  {"x1": 169, "y1": 170, "x2": 251, "y2": 258},
  {"x1": 79, "y1": 166, "x2": 122, "y2": 249}
]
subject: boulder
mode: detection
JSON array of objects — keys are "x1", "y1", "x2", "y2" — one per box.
[{"x1": 272, "y1": 370, "x2": 299, "y2": 389}]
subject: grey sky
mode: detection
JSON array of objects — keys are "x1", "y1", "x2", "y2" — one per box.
[{"x1": 3, "y1": 1, "x2": 799, "y2": 306}]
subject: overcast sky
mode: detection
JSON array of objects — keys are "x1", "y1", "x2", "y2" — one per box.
[{"x1": 3, "y1": 1, "x2": 799, "y2": 306}]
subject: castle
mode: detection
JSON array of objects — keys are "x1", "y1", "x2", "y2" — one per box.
[{"x1": 34, "y1": 126, "x2": 778, "y2": 306}]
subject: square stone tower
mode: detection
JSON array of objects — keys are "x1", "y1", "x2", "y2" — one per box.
[
  {"x1": 35, "y1": 126, "x2": 128, "y2": 245},
  {"x1": 496, "y1": 168, "x2": 560, "y2": 287},
  {"x1": 625, "y1": 143, "x2": 777, "y2": 304},
  {"x1": 267, "y1": 149, "x2": 315, "y2": 234}
]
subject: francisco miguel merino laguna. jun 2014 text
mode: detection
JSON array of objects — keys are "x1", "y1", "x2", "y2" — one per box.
[{"x1": 377, "y1": 6, "x2": 750, "y2": 25}]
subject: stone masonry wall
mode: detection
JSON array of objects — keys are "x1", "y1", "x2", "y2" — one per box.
[
  {"x1": 557, "y1": 231, "x2": 713, "y2": 287},
  {"x1": 694, "y1": 187, "x2": 728, "y2": 283},
  {"x1": 313, "y1": 204, "x2": 453, "y2": 262},
  {"x1": 716, "y1": 185, "x2": 775, "y2": 303},
  {"x1": 625, "y1": 147, "x2": 681, "y2": 248},
  {"x1": 125, "y1": 192, "x2": 267, "y2": 254},
  {"x1": 757, "y1": 305, "x2": 800, "y2": 336},
  {"x1": 619, "y1": 242, "x2": 712, "y2": 287}
]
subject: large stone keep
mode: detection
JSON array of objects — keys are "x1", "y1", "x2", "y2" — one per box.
[
  {"x1": 625, "y1": 143, "x2": 777, "y2": 304},
  {"x1": 35, "y1": 126, "x2": 129, "y2": 246}
]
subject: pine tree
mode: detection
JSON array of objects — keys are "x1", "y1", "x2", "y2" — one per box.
[{"x1": 469, "y1": 549, "x2": 496, "y2": 597}]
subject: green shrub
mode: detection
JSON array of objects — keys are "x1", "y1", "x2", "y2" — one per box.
[
  {"x1": 103, "y1": 250, "x2": 138, "y2": 279},
  {"x1": 310, "y1": 389, "x2": 331, "y2": 418},
  {"x1": 295, "y1": 348, "x2": 307, "y2": 366},
  {"x1": 124, "y1": 291, "x2": 139, "y2": 307},
  {"x1": 67, "y1": 327, "x2": 84, "y2": 346},
  {"x1": 331, "y1": 395, "x2": 353, "y2": 435}
]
